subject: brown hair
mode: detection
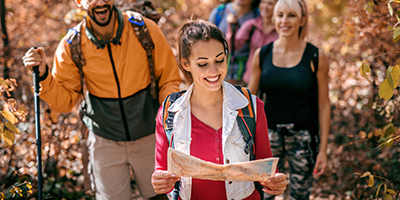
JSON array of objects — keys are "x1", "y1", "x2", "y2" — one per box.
[{"x1": 177, "y1": 20, "x2": 229, "y2": 84}]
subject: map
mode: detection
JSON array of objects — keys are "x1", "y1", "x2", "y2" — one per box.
[{"x1": 167, "y1": 148, "x2": 279, "y2": 181}]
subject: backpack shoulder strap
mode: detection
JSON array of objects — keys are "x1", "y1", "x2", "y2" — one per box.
[
  {"x1": 66, "y1": 20, "x2": 86, "y2": 94},
  {"x1": 126, "y1": 11, "x2": 158, "y2": 100},
  {"x1": 162, "y1": 90, "x2": 187, "y2": 148},
  {"x1": 233, "y1": 85, "x2": 256, "y2": 161},
  {"x1": 215, "y1": 3, "x2": 227, "y2": 27}
]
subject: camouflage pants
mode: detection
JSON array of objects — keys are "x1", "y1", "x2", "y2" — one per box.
[{"x1": 264, "y1": 124, "x2": 315, "y2": 200}]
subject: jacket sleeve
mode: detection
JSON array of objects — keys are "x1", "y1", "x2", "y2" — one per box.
[
  {"x1": 208, "y1": 7, "x2": 218, "y2": 25},
  {"x1": 39, "y1": 37, "x2": 82, "y2": 113},
  {"x1": 145, "y1": 18, "x2": 181, "y2": 104},
  {"x1": 155, "y1": 106, "x2": 169, "y2": 171}
]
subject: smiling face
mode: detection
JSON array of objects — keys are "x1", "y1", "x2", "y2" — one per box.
[
  {"x1": 273, "y1": 0, "x2": 308, "y2": 39},
  {"x1": 77, "y1": 0, "x2": 115, "y2": 26},
  {"x1": 260, "y1": 0, "x2": 276, "y2": 19},
  {"x1": 181, "y1": 39, "x2": 228, "y2": 92}
]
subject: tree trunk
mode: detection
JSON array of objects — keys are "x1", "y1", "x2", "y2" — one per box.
[{"x1": 1, "y1": 0, "x2": 10, "y2": 80}]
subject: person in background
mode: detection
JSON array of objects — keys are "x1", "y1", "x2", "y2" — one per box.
[
  {"x1": 22, "y1": 0, "x2": 181, "y2": 199},
  {"x1": 151, "y1": 19, "x2": 287, "y2": 200},
  {"x1": 208, "y1": 0, "x2": 260, "y2": 85},
  {"x1": 248, "y1": 0, "x2": 330, "y2": 199},
  {"x1": 226, "y1": 0, "x2": 279, "y2": 84}
]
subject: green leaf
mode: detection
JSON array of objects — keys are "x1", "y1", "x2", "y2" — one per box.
[
  {"x1": 360, "y1": 62, "x2": 371, "y2": 82},
  {"x1": 368, "y1": 175, "x2": 374, "y2": 187},
  {"x1": 1, "y1": 110, "x2": 18, "y2": 124},
  {"x1": 387, "y1": 66, "x2": 395, "y2": 89},
  {"x1": 383, "y1": 123, "x2": 396, "y2": 136},
  {"x1": 368, "y1": 7, "x2": 373, "y2": 14},
  {"x1": 386, "y1": 189, "x2": 396, "y2": 195},
  {"x1": 394, "y1": 27, "x2": 400, "y2": 42},
  {"x1": 4, "y1": 122, "x2": 20, "y2": 134},
  {"x1": 379, "y1": 79, "x2": 394, "y2": 100},
  {"x1": 388, "y1": 26, "x2": 394, "y2": 31},
  {"x1": 3, "y1": 130, "x2": 15, "y2": 146}
]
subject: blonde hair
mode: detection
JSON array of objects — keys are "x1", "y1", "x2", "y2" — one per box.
[{"x1": 273, "y1": 0, "x2": 309, "y2": 40}]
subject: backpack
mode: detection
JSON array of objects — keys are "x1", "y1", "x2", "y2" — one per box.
[
  {"x1": 259, "y1": 42, "x2": 320, "y2": 161},
  {"x1": 162, "y1": 86, "x2": 264, "y2": 200}
]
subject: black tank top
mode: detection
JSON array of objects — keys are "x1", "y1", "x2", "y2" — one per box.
[{"x1": 259, "y1": 42, "x2": 318, "y2": 125}]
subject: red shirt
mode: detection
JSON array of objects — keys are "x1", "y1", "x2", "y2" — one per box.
[{"x1": 155, "y1": 98, "x2": 273, "y2": 200}]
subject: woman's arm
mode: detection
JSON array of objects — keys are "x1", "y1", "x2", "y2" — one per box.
[
  {"x1": 152, "y1": 106, "x2": 180, "y2": 194},
  {"x1": 248, "y1": 48, "x2": 261, "y2": 95},
  {"x1": 313, "y1": 49, "x2": 330, "y2": 176}
]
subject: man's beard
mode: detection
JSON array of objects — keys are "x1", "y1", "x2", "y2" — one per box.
[{"x1": 88, "y1": 5, "x2": 114, "y2": 27}]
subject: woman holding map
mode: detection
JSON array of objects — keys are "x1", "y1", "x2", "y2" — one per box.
[{"x1": 151, "y1": 20, "x2": 287, "y2": 200}]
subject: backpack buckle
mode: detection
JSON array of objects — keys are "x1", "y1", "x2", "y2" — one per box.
[
  {"x1": 129, "y1": 16, "x2": 144, "y2": 26},
  {"x1": 66, "y1": 28, "x2": 78, "y2": 44},
  {"x1": 244, "y1": 138, "x2": 254, "y2": 155}
]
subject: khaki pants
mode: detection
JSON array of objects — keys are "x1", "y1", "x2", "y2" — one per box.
[{"x1": 87, "y1": 132, "x2": 157, "y2": 200}]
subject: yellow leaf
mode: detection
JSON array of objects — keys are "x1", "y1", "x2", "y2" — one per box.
[
  {"x1": 383, "y1": 123, "x2": 396, "y2": 136},
  {"x1": 360, "y1": 62, "x2": 371, "y2": 82},
  {"x1": 3, "y1": 130, "x2": 15, "y2": 146},
  {"x1": 359, "y1": 131, "x2": 367, "y2": 138},
  {"x1": 376, "y1": 183, "x2": 384, "y2": 197},
  {"x1": 0, "y1": 192, "x2": 4, "y2": 200},
  {"x1": 384, "y1": 194, "x2": 393, "y2": 200},
  {"x1": 386, "y1": 189, "x2": 396, "y2": 195},
  {"x1": 388, "y1": 2, "x2": 393, "y2": 16},
  {"x1": 387, "y1": 67, "x2": 395, "y2": 89},
  {"x1": 26, "y1": 182, "x2": 32, "y2": 189},
  {"x1": 1, "y1": 110, "x2": 18, "y2": 124},
  {"x1": 394, "y1": 27, "x2": 400, "y2": 42},
  {"x1": 368, "y1": 131, "x2": 373, "y2": 139},
  {"x1": 0, "y1": 123, "x2": 4, "y2": 134},
  {"x1": 4, "y1": 122, "x2": 20, "y2": 134},
  {"x1": 368, "y1": 175, "x2": 374, "y2": 187},
  {"x1": 379, "y1": 79, "x2": 394, "y2": 100},
  {"x1": 361, "y1": 171, "x2": 371, "y2": 178},
  {"x1": 391, "y1": 65, "x2": 400, "y2": 88}
]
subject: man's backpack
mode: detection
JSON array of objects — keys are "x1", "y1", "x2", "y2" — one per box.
[{"x1": 162, "y1": 86, "x2": 264, "y2": 200}]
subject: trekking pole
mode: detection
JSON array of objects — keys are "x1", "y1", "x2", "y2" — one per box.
[
  {"x1": 32, "y1": 49, "x2": 43, "y2": 200},
  {"x1": 229, "y1": 22, "x2": 237, "y2": 82}
]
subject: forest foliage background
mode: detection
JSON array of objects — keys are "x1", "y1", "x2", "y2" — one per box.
[{"x1": 0, "y1": 0, "x2": 400, "y2": 199}]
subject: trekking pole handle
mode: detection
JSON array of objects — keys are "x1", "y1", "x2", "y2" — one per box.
[{"x1": 32, "y1": 47, "x2": 43, "y2": 200}]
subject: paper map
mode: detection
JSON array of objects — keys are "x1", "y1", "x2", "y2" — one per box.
[{"x1": 167, "y1": 148, "x2": 279, "y2": 181}]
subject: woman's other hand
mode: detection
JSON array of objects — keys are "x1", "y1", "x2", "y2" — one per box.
[
  {"x1": 260, "y1": 173, "x2": 288, "y2": 195},
  {"x1": 152, "y1": 170, "x2": 181, "y2": 194}
]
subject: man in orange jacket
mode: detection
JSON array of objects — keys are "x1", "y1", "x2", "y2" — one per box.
[{"x1": 22, "y1": 0, "x2": 180, "y2": 199}]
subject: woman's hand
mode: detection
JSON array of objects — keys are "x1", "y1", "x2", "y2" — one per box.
[
  {"x1": 260, "y1": 173, "x2": 288, "y2": 195},
  {"x1": 226, "y1": 13, "x2": 238, "y2": 24},
  {"x1": 152, "y1": 170, "x2": 181, "y2": 194},
  {"x1": 313, "y1": 151, "x2": 328, "y2": 176}
]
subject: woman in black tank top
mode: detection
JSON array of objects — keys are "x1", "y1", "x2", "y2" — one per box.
[{"x1": 248, "y1": 0, "x2": 331, "y2": 199}]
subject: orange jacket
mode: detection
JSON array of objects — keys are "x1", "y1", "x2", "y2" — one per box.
[{"x1": 40, "y1": 10, "x2": 180, "y2": 113}]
